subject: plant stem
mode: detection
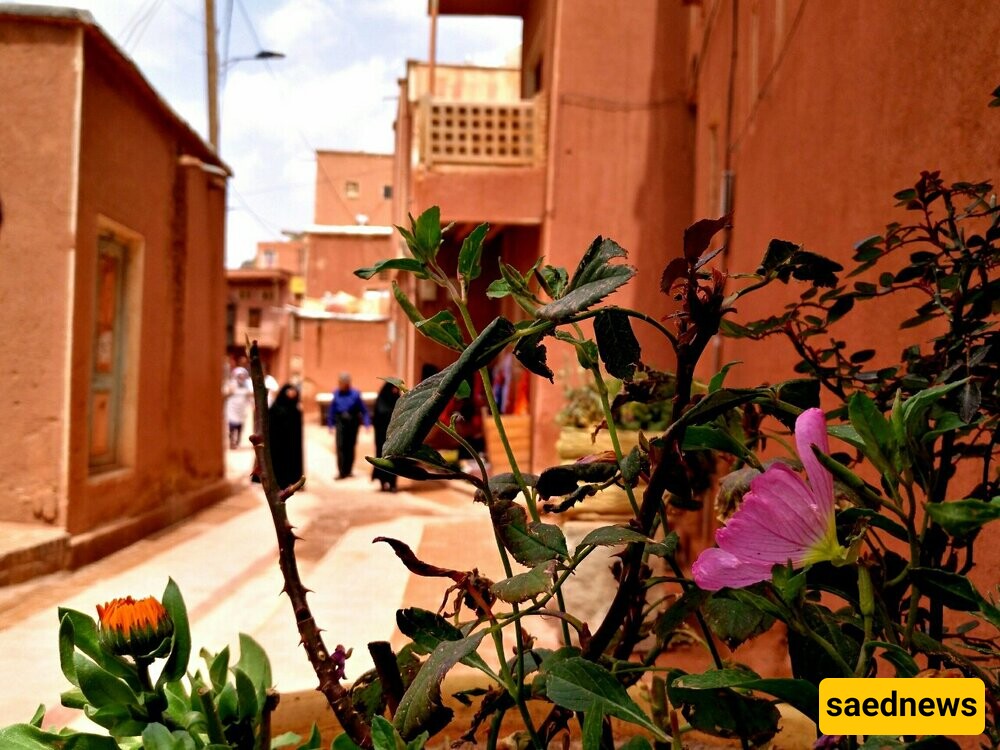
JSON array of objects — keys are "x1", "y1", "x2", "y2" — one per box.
[
  {"x1": 589, "y1": 363, "x2": 640, "y2": 516},
  {"x1": 246, "y1": 341, "x2": 372, "y2": 748}
]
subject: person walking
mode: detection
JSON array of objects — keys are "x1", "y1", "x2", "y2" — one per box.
[
  {"x1": 224, "y1": 367, "x2": 254, "y2": 449},
  {"x1": 268, "y1": 384, "x2": 304, "y2": 489},
  {"x1": 371, "y1": 381, "x2": 401, "y2": 492},
  {"x1": 326, "y1": 373, "x2": 370, "y2": 479}
]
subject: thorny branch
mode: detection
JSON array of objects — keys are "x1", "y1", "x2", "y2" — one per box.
[{"x1": 247, "y1": 340, "x2": 373, "y2": 748}]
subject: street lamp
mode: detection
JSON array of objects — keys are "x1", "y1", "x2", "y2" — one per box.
[{"x1": 223, "y1": 50, "x2": 286, "y2": 71}]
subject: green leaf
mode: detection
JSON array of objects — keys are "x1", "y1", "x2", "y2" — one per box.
[
  {"x1": 709, "y1": 361, "x2": 741, "y2": 393},
  {"x1": 355, "y1": 257, "x2": 428, "y2": 281},
  {"x1": 490, "y1": 498, "x2": 568, "y2": 566},
  {"x1": 594, "y1": 310, "x2": 641, "y2": 380},
  {"x1": 157, "y1": 578, "x2": 191, "y2": 688},
  {"x1": 667, "y1": 670, "x2": 781, "y2": 743},
  {"x1": 383, "y1": 317, "x2": 515, "y2": 457},
  {"x1": 332, "y1": 733, "x2": 365, "y2": 750},
  {"x1": 205, "y1": 646, "x2": 229, "y2": 692},
  {"x1": 371, "y1": 715, "x2": 402, "y2": 750},
  {"x1": 581, "y1": 703, "x2": 604, "y2": 750},
  {"x1": 233, "y1": 667, "x2": 258, "y2": 721},
  {"x1": 27, "y1": 706, "x2": 45, "y2": 729},
  {"x1": 75, "y1": 653, "x2": 139, "y2": 708},
  {"x1": 457, "y1": 223, "x2": 489, "y2": 285},
  {"x1": 926, "y1": 498, "x2": 1000, "y2": 537},
  {"x1": 142, "y1": 724, "x2": 180, "y2": 750},
  {"x1": 848, "y1": 392, "x2": 896, "y2": 476},
  {"x1": 536, "y1": 264, "x2": 569, "y2": 299},
  {"x1": 909, "y1": 568, "x2": 982, "y2": 612},
  {"x1": 485, "y1": 278, "x2": 512, "y2": 299},
  {"x1": 900, "y1": 380, "x2": 967, "y2": 435},
  {"x1": 59, "y1": 615, "x2": 81, "y2": 688},
  {"x1": 391, "y1": 281, "x2": 424, "y2": 326},
  {"x1": 395, "y1": 608, "x2": 491, "y2": 673},
  {"x1": 393, "y1": 632, "x2": 486, "y2": 740},
  {"x1": 545, "y1": 657, "x2": 667, "y2": 741},
  {"x1": 413, "y1": 207, "x2": 443, "y2": 261},
  {"x1": 234, "y1": 633, "x2": 272, "y2": 706},
  {"x1": 670, "y1": 388, "x2": 760, "y2": 434},
  {"x1": 490, "y1": 563, "x2": 555, "y2": 603},
  {"x1": 56, "y1": 609, "x2": 137, "y2": 688},
  {"x1": 702, "y1": 596, "x2": 774, "y2": 649},
  {"x1": 415, "y1": 311, "x2": 466, "y2": 352},
  {"x1": 577, "y1": 526, "x2": 651, "y2": 548},
  {"x1": 0, "y1": 725, "x2": 120, "y2": 750},
  {"x1": 681, "y1": 425, "x2": 754, "y2": 462},
  {"x1": 869, "y1": 641, "x2": 919, "y2": 677},
  {"x1": 536, "y1": 238, "x2": 635, "y2": 321},
  {"x1": 671, "y1": 669, "x2": 818, "y2": 723},
  {"x1": 513, "y1": 331, "x2": 554, "y2": 381}
]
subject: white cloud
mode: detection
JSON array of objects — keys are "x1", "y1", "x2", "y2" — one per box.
[{"x1": 7, "y1": 0, "x2": 521, "y2": 266}]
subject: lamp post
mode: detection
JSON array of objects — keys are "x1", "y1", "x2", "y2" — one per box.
[{"x1": 204, "y1": 0, "x2": 284, "y2": 150}]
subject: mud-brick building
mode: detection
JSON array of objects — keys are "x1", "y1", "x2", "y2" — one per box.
[{"x1": 0, "y1": 6, "x2": 230, "y2": 580}]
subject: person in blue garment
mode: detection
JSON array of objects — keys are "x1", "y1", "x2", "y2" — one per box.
[{"x1": 326, "y1": 372, "x2": 370, "y2": 479}]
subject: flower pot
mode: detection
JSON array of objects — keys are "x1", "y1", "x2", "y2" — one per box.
[{"x1": 555, "y1": 427, "x2": 641, "y2": 519}]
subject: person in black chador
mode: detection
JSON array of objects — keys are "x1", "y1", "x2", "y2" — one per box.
[
  {"x1": 268, "y1": 383, "x2": 304, "y2": 489},
  {"x1": 371, "y1": 381, "x2": 401, "y2": 492}
]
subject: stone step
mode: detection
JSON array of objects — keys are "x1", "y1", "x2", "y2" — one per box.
[{"x1": 0, "y1": 522, "x2": 70, "y2": 587}]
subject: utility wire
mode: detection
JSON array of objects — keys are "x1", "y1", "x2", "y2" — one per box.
[
  {"x1": 230, "y1": 0, "x2": 358, "y2": 221},
  {"x1": 123, "y1": 0, "x2": 167, "y2": 52}
]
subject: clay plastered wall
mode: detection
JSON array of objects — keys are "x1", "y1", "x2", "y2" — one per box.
[
  {"x1": 67, "y1": 36, "x2": 221, "y2": 534},
  {"x1": 300, "y1": 319, "x2": 394, "y2": 411},
  {"x1": 533, "y1": 0, "x2": 694, "y2": 470},
  {"x1": 175, "y1": 166, "x2": 227, "y2": 491},
  {"x1": 314, "y1": 152, "x2": 393, "y2": 226},
  {"x1": 305, "y1": 233, "x2": 395, "y2": 298},
  {"x1": 0, "y1": 21, "x2": 80, "y2": 524},
  {"x1": 695, "y1": 1, "x2": 1000, "y2": 387}
]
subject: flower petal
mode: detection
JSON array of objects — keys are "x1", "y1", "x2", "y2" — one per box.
[
  {"x1": 692, "y1": 547, "x2": 773, "y2": 591},
  {"x1": 795, "y1": 408, "x2": 834, "y2": 512}
]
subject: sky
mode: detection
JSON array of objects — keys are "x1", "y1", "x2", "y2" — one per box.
[{"x1": 11, "y1": 0, "x2": 522, "y2": 267}]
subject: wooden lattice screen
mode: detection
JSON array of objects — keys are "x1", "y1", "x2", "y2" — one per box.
[{"x1": 423, "y1": 98, "x2": 542, "y2": 167}]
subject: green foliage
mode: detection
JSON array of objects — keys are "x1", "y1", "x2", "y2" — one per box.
[{"x1": 18, "y1": 581, "x2": 280, "y2": 749}]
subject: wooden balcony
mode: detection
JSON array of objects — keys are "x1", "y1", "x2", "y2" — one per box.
[{"x1": 418, "y1": 95, "x2": 545, "y2": 168}]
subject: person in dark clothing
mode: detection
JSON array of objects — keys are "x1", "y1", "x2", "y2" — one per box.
[
  {"x1": 326, "y1": 373, "x2": 370, "y2": 479},
  {"x1": 371, "y1": 381, "x2": 401, "y2": 492},
  {"x1": 268, "y1": 384, "x2": 304, "y2": 490}
]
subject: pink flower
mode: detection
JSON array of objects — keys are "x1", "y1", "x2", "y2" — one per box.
[{"x1": 692, "y1": 408, "x2": 847, "y2": 591}]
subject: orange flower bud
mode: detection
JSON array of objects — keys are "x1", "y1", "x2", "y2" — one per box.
[{"x1": 96, "y1": 595, "x2": 174, "y2": 659}]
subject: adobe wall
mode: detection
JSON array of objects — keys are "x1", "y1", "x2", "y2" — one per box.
[
  {"x1": 67, "y1": 33, "x2": 227, "y2": 543},
  {"x1": 305, "y1": 232, "x2": 395, "y2": 298},
  {"x1": 314, "y1": 151, "x2": 393, "y2": 226},
  {"x1": 532, "y1": 0, "x2": 694, "y2": 471},
  {"x1": 298, "y1": 319, "x2": 394, "y2": 413},
  {"x1": 691, "y1": 1, "x2": 1000, "y2": 614},
  {"x1": 693, "y1": 1, "x2": 1000, "y2": 387},
  {"x1": 0, "y1": 21, "x2": 81, "y2": 525}
]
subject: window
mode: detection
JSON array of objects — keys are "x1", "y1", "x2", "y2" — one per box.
[
  {"x1": 383, "y1": 184, "x2": 393, "y2": 199},
  {"x1": 262, "y1": 250, "x2": 276, "y2": 268},
  {"x1": 262, "y1": 289, "x2": 274, "y2": 301},
  {"x1": 238, "y1": 288, "x2": 252, "y2": 300},
  {"x1": 89, "y1": 234, "x2": 132, "y2": 471},
  {"x1": 248, "y1": 307, "x2": 262, "y2": 328},
  {"x1": 293, "y1": 315, "x2": 302, "y2": 342},
  {"x1": 345, "y1": 180, "x2": 360, "y2": 199}
]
